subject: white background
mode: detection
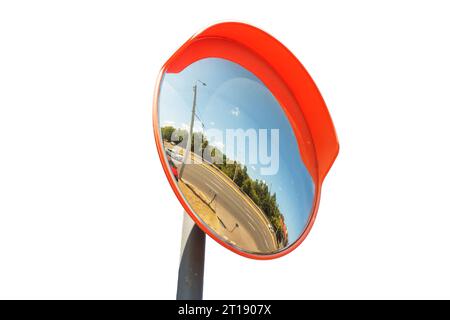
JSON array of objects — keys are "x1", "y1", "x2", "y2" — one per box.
[{"x1": 1, "y1": 1, "x2": 449, "y2": 299}]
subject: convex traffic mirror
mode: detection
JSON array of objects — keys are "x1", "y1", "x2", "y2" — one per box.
[{"x1": 154, "y1": 22, "x2": 339, "y2": 259}]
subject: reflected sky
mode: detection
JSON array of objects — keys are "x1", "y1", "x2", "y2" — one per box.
[{"x1": 158, "y1": 58, "x2": 314, "y2": 245}]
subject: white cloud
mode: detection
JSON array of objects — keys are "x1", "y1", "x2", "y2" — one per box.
[
  {"x1": 231, "y1": 106, "x2": 240, "y2": 117},
  {"x1": 163, "y1": 120, "x2": 175, "y2": 126}
]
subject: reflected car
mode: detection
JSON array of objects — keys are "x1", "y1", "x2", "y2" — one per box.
[
  {"x1": 168, "y1": 158, "x2": 179, "y2": 181},
  {"x1": 166, "y1": 148, "x2": 183, "y2": 162}
]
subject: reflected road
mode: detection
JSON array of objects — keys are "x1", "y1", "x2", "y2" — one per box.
[{"x1": 180, "y1": 160, "x2": 278, "y2": 253}]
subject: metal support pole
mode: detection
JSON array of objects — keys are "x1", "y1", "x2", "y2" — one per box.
[{"x1": 176, "y1": 211, "x2": 205, "y2": 300}]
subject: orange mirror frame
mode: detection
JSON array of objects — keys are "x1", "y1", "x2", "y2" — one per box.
[{"x1": 153, "y1": 22, "x2": 339, "y2": 259}]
